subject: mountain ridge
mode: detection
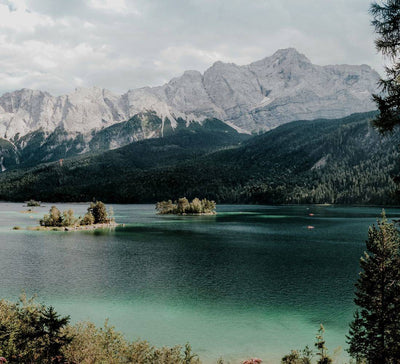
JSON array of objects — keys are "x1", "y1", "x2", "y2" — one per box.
[{"x1": 0, "y1": 48, "x2": 379, "y2": 141}]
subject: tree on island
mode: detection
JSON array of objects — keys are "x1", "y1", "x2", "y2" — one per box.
[
  {"x1": 87, "y1": 201, "x2": 109, "y2": 224},
  {"x1": 40, "y1": 206, "x2": 63, "y2": 227},
  {"x1": 40, "y1": 201, "x2": 113, "y2": 227},
  {"x1": 347, "y1": 212, "x2": 400, "y2": 363},
  {"x1": 156, "y1": 197, "x2": 216, "y2": 215},
  {"x1": 26, "y1": 199, "x2": 41, "y2": 207}
]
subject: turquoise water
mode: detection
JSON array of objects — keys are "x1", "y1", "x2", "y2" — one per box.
[{"x1": 0, "y1": 203, "x2": 397, "y2": 363}]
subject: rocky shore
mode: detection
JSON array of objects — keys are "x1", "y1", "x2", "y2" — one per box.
[{"x1": 27, "y1": 222, "x2": 119, "y2": 232}]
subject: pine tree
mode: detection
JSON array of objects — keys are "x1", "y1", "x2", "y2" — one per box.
[
  {"x1": 87, "y1": 201, "x2": 108, "y2": 224},
  {"x1": 39, "y1": 306, "x2": 72, "y2": 362},
  {"x1": 370, "y1": 0, "x2": 400, "y2": 133},
  {"x1": 347, "y1": 212, "x2": 400, "y2": 363}
]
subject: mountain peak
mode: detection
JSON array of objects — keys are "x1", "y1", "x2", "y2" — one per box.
[
  {"x1": 248, "y1": 48, "x2": 312, "y2": 71},
  {"x1": 270, "y1": 48, "x2": 311, "y2": 63},
  {"x1": 0, "y1": 48, "x2": 379, "y2": 140}
]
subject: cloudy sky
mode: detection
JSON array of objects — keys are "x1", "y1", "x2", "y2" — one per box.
[{"x1": 0, "y1": 0, "x2": 383, "y2": 95}]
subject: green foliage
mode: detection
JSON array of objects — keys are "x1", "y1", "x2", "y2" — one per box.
[
  {"x1": 38, "y1": 306, "x2": 72, "y2": 362},
  {"x1": 0, "y1": 294, "x2": 71, "y2": 363},
  {"x1": 315, "y1": 325, "x2": 332, "y2": 364},
  {"x1": 0, "y1": 296, "x2": 200, "y2": 364},
  {"x1": 63, "y1": 320, "x2": 201, "y2": 364},
  {"x1": 281, "y1": 329, "x2": 331, "y2": 364},
  {"x1": 281, "y1": 346, "x2": 312, "y2": 364},
  {"x1": 156, "y1": 200, "x2": 175, "y2": 214},
  {"x1": 370, "y1": 1, "x2": 400, "y2": 133},
  {"x1": 1, "y1": 114, "x2": 247, "y2": 173},
  {"x1": 347, "y1": 212, "x2": 400, "y2": 363},
  {"x1": 156, "y1": 197, "x2": 216, "y2": 215},
  {"x1": 1, "y1": 111, "x2": 399, "y2": 205},
  {"x1": 190, "y1": 198, "x2": 202, "y2": 213},
  {"x1": 183, "y1": 343, "x2": 198, "y2": 364},
  {"x1": 80, "y1": 212, "x2": 95, "y2": 226},
  {"x1": 177, "y1": 197, "x2": 190, "y2": 214},
  {"x1": 40, "y1": 206, "x2": 79, "y2": 227},
  {"x1": 62, "y1": 209, "x2": 78, "y2": 227},
  {"x1": 26, "y1": 199, "x2": 40, "y2": 207},
  {"x1": 40, "y1": 206, "x2": 63, "y2": 227},
  {"x1": 40, "y1": 202, "x2": 112, "y2": 227},
  {"x1": 87, "y1": 201, "x2": 111, "y2": 224}
]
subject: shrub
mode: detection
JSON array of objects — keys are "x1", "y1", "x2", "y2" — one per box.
[
  {"x1": 80, "y1": 212, "x2": 95, "y2": 226},
  {"x1": 62, "y1": 209, "x2": 78, "y2": 227},
  {"x1": 0, "y1": 294, "x2": 71, "y2": 363},
  {"x1": 40, "y1": 206, "x2": 62, "y2": 227},
  {"x1": 62, "y1": 321, "x2": 200, "y2": 364},
  {"x1": 177, "y1": 197, "x2": 190, "y2": 214},
  {"x1": 0, "y1": 296, "x2": 200, "y2": 364},
  {"x1": 27, "y1": 200, "x2": 41, "y2": 207},
  {"x1": 40, "y1": 207, "x2": 79, "y2": 227},
  {"x1": 87, "y1": 201, "x2": 110, "y2": 224},
  {"x1": 156, "y1": 200, "x2": 175, "y2": 214}
]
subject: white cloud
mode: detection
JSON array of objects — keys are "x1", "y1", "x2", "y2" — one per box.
[
  {"x1": 0, "y1": 0, "x2": 384, "y2": 96},
  {"x1": 88, "y1": 0, "x2": 139, "y2": 15},
  {"x1": 0, "y1": 0, "x2": 53, "y2": 32},
  {"x1": 155, "y1": 46, "x2": 224, "y2": 76}
]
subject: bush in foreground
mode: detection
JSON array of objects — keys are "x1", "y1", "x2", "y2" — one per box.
[
  {"x1": 0, "y1": 294, "x2": 71, "y2": 363},
  {"x1": 64, "y1": 320, "x2": 199, "y2": 363},
  {"x1": 0, "y1": 295, "x2": 200, "y2": 364},
  {"x1": 281, "y1": 325, "x2": 331, "y2": 364}
]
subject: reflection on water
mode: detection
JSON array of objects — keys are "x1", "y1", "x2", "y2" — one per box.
[{"x1": 0, "y1": 202, "x2": 397, "y2": 363}]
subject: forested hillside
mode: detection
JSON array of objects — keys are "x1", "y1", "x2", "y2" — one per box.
[{"x1": 0, "y1": 111, "x2": 398, "y2": 205}]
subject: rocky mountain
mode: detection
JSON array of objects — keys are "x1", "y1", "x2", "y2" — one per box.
[
  {"x1": 0, "y1": 48, "x2": 380, "y2": 172},
  {"x1": 0, "y1": 48, "x2": 379, "y2": 140},
  {"x1": 0, "y1": 112, "x2": 250, "y2": 171}
]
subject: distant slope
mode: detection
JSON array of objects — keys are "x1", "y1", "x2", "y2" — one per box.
[
  {"x1": 0, "y1": 111, "x2": 398, "y2": 205},
  {"x1": 0, "y1": 112, "x2": 246, "y2": 172},
  {"x1": 0, "y1": 118, "x2": 249, "y2": 202}
]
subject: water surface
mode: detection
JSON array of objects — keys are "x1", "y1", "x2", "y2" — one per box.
[{"x1": 0, "y1": 203, "x2": 396, "y2": 363}]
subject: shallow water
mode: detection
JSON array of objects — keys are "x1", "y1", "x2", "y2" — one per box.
[{"x1": 0, "y1": 203, "x2": 397, "y2": 363}]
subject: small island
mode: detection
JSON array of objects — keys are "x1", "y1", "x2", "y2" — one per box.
[
  {"x1": 26, "y1": 199, "x2": 41, "y2": 207},
  {"x1": 29, "y1": 201, "x2": 117, "y2": 231},
  {"x1": 156, "y1": 197, "x2": 216, "y2": 215},
  {"x1": 20, "y1": 199, "x2": 42, "y2": 214}
]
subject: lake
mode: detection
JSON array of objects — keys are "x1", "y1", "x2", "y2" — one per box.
[{"x1": 0, "y1": 203, "x2": 397, "y2": 363}]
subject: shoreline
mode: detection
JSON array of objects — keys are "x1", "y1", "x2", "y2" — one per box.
[
  {"x1": 25, "y1": 222, "x2": 119, "y2": 232},
  {"x1": 1, "y1": 200, "x2": 398, "y2": 208},
  {"x1": 157, "y1": 212, "x2": 216, "y2": 216}
]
